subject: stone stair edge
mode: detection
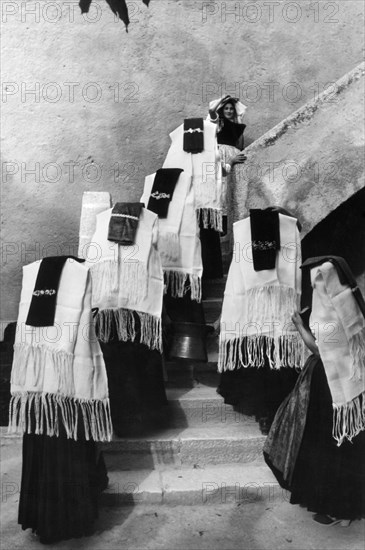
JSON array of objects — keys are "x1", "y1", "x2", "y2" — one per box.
[
  {"x1": 1, "y1": 425, "x2": 264, "y2": 441},
  {"x1": 101, "y1": 424, "x2": 263, "y2": 447},
  {"x1": 101, "y1": 461, "x2": 283, "y2": 506}
]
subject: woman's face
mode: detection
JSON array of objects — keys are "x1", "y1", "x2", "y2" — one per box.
[{"x1": 222, "y1": 103, "x2": 235, "y2": 120}]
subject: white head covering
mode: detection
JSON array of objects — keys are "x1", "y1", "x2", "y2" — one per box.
[
  {"x1": 208, "y1": 95, "x2": 247, "y2": 123},
  {"x1": 309, "y1": 261, "x2": 365, "y2": 445}
]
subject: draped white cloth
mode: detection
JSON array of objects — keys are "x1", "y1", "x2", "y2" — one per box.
[
  {"x1": 85, "y1": 207, "x2": 164, "y2": 351},
  {"x1": 141, "y1": 172, "x2": 203, "y2": 302},
  {"x1": 310, "y1": 262, "x2": 365, "y2": 445},
  {"x1": 9, "y1": 259, "x2": 112, "y2": 442},
  {"x1": 163, "y1": 119, "x2": 223, "y2": 231},
  {"x1": 219, "y1": 213, "x2": 305, "y2": 371},
  {"x1": 141, "y1": 171, "x2": 191, "y2": 262}
]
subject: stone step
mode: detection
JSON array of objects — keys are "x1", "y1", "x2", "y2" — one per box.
[
  {"x1": 101, "y1": 424, "x2": 265, "y2": 471},
  {"x1": 0, "y1": 430, "x2": 280, "y2": 508},
  {"x1": 165, "y1": 386, "x2": 254, "y2": 427},
  {"x1": 164, "y1": 360, "x2": 219, "y2": 388},
  {"x1": 101, "y1": 461, "x2": 282, "y2": 506},
  {"x1": 164, "y1": 371, "x2": 219, "y2": 389}
]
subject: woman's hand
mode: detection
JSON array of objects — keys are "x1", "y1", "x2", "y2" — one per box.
[
  {"x1": 292, "y1": 310, "x2": 320, "y2": 356},
  {"x1": 209, "y1": 109, "x2": 219, "y2": 122},
  {"x1": 231, "y1": 152, "x2": 247, "y2": 166}
]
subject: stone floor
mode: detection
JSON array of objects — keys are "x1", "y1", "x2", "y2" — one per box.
[
  {"x1": 1, "y1": 498, "x2": 364, "y2": 550},
  {"x1": 1, "y1": 437, "x2": 364, "y2": 550}
]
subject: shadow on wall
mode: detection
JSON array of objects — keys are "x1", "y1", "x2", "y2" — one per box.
[{"x1": 301, "y1": 187, "x2": 365, "y2": 308}]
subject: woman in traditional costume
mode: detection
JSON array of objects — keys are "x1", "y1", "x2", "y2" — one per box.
[
  {"x1": 158, "y1": 114, "x2": 225, "y2": 362},
  {"x1": 217, "y1": 207, "x2": 303, "y2": 433},
  {"x1": 85, "y1": 203, "x2": 168, "y2": 436},
  {"x1": 9, "y1": 257, "x2": 112, "y2": 544},
  {"x1": 264, "y1": 256, "x2": 365, "y2": 525},
  {"x1": 208, "y1": 95, "x2": 247, "y2": 235}
]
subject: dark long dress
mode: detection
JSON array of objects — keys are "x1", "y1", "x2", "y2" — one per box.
[
  {"x1": 19, "y1": 407, "x2": 108, "y2": 544},
  {"x1": 100, "y1": 339, "x2": 168, "y2": 436},
  {"x1": 217, "y1": 340, "x2": 299, "y2": 423},
  {"x1": 98, "y1": 313, "x2": 168, "y2": 437},
  {"x1": 266, "y1": 356, "x2": 365, "y2": 520},
  {"x1": 199, "y1": 212, "x2": 223, "y2": 281}
]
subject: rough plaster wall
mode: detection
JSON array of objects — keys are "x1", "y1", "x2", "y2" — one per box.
[
  {"x1": 1, "y1": 0, "x2": 364, "y2": 322},
  {"x1": 231, "y1": 62, "x2": 365, "y2": 295},
  {"x1": 232, "y1": 63, "x2": 365, "y2": 234}
]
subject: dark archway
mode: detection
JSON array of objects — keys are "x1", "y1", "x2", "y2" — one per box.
[{"x1": 301, "y1": 187, "x2": 365, "y2": 308}]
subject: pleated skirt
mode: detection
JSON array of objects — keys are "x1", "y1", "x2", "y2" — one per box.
[
  {"x1": 289, "y1": 358, "x2": 365, "y2": 519},
  {"x1": 265, "y1": 356, "x2": 365, "y2": 520},
  {"x1": 19, "y1": 427, "x2": 108, "y2": 544}
]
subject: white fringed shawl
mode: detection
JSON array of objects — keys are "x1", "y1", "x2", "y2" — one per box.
[
  {"x1": 8, "y1": 259, "x2": 112, "y2": 442},
  {"x1": 310, "y1": 262, "x2": 365, "y2": 446},
  {"x1": 141, "y1": 171, "x2": 191, "y2": 262},
  {"x1": 219, "y1": 213, "x2": 305, "y2": 371},
  {"x1": 141, "y1": 172, "x2": 203, "y2": 302},
  {"x1": 85, "y1": 207, "x2": 164, "y2": 351},
  {"x1": 163, "y1": 120, "x2": 223, "y2": 231}
]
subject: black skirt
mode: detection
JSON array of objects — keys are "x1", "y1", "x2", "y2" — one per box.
[
  {"x1": 199, "y1": 226, "x2": 223, "y2": 281},
  {"x1": 217, "y1": 361, "x2": 298, "y2": 422},
  {"x1": 289, "y1": 359, "x2": 365, "y2": 520},
  {"x1": 100, "y1": 338, "x2": 168, "y2": 437},
  {"x1": 19, "y1": 427, "x2": 108, "y2": 544}
]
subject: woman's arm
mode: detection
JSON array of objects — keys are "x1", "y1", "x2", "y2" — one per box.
[{"x1": 292, "y1": 311, "x2": 320, "y2": 356}]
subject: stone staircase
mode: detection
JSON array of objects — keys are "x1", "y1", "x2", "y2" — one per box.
[{"x1": 100, "y1": 273, "x2": 279, "y2": 507}]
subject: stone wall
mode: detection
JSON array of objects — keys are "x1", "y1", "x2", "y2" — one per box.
[
  {"x1": 232, "y1": 63, "x2": 365, "y2": 235},
  {"x1": 1, "y1": 0, "x2": 364, "y2": 325}
]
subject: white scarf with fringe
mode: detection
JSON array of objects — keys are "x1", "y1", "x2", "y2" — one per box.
[
  {"x1": 218, "y1": 213, "x2": 305, "y2": 372},
  {"x1": 310, "y1": 262, "x2": 365, "y2": 446},
  {"x1": 141, "y1": 171, "x2": 191, "y2": 262},
  {"x1": 141, "y1": 173, "x2": 203, "y2": 302},
  {"x1": 8, "y1": 259, "x2": 112, "y2": 442},
  {"x1": 85, "y1": 207, "x2": 164, "y2": 351},
  {"x1": 163, "y1": 119, "x2": 223, "y2": 231}
]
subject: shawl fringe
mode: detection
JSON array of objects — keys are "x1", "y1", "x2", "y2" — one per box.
[
  {"x1": 8, "y1": 391, "x2": 112, "y2": 442},
  {"x1": 11, "y1": 343, "x2": 74, "y2": 395},
  {"x1": 90, "y1": 259, "x2": 147, "y2": 306},
  {"x1": 95, "y1": 307, "x2": 162, "y2": 351},
  {"x1": 197, "y1": 208, "x2": 223, "y2": 232},
  {"x1": 246, "y1": 285, "x2": 300, "y2": 324},
  {"x1": 164, "y1": 270, "x2": 202, "y2": 302},
  {"x1": 349, "y1": 327, "x2": 365, "y2": 380},
  {"x1": 159, "y1": 232, "x2": 180, "y2": 262},
  {"x1": 332, "y1": 391, "x2": 365, "y2": 446},
  {"x1": 218, "y1": 334, "x2": 304, "y2": 372}
]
